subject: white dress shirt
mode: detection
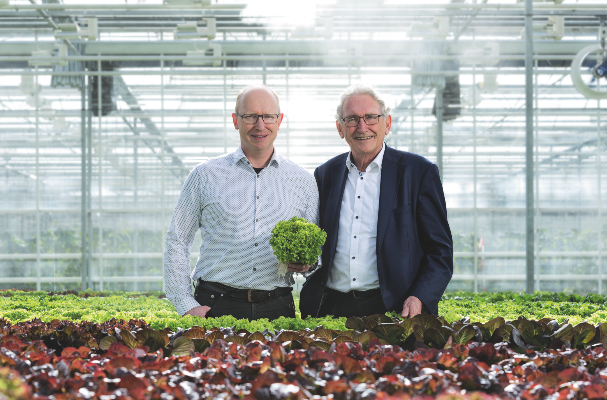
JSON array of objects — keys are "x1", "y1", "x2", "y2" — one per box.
[
  {"x1": 327, "y1": 143, "x2": 385, "y2": 292},
  {"x1": 164, "y1": 146, "x2": 319, "y2": 315}
]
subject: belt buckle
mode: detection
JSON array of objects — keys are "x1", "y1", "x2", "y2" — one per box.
[{"x1": 247, "y1": 290, "x2": 273, "y2": 302}]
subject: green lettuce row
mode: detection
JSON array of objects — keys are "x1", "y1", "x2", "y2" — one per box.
[
  {"x1": 0, "y1": 289, "x2": 166, "y2": 298},
  {"x1": 442, "y1": 291, "x2": 607, "y2": 304},
  {"x1": 5, "y1": 289, "x2": 607, "y2": 305},
  {"x1": 3, "y1": 291, "x2": 607, "y2": 331}
]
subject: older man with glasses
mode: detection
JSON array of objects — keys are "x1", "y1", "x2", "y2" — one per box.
[
  {"x1": 300, "y1": 84, "x2": 453, "y2": 319},
  {"x1": 164, "y1": 85, "x2": 318, "y2": 321}
]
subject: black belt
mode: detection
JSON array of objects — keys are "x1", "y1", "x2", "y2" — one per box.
[
  {"x1": 197, "y1": 280, "x2": 292, "y2": 303},
  {"x1": 327, "y1": 287, "x2": 382, "y2": 300}
]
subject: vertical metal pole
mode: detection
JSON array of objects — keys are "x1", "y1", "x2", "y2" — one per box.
[
  {"x1": 436, "y1": 87, "x2": 443, "y2": 180},
  {"x1": 161, "y1": 57, "x2": 166, "y2": 293},
  {"x1": 35, "y1": 67, "x2": 40, "y2": 291},
  {"x1": 134, "y1": 119, "x2": 138, "y2": 292},
  {"x1": 286, "y1": 55, "x2": 290, "y2": 159},
  {"x1": 599, "y1": 19, "x2": 605, "y2": 294},
  {"x1": 410, "y1": 83, "x2": 414, "y2": 153},
  {"x1": 81, "y1": 75, "x2": 87, "y2": 291},
  {"x1": 598, "y1": 81, "x2": 603, "y2": 294},
  {"x1": 347, "y1": 32, "x2": 351, "y2": 86},
  {"x1": 262, "y1": 33, "x2": 267, "y2": 84},
  {"x1": 473, "y1": 69, "x2": 478, "y2": 293},
  {"x1": 534, "y1": 59, "x2": 540, "y2": 291},
  {"x1": 87, "y1": 72, "x2": 93, "y2": 291},
  {"x1": 98, "y1": 57, "x2": 103, "y2": 292},
  {"x1": 223, "y1": 34, "x2": 227, "y2": 154},
  {"x1": 525, "y1": 0, "x2": 535, "y2": 294}
]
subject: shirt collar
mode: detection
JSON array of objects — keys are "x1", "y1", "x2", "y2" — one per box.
[
  {"x1": 232, "y1": 146, "x2": 281, "y2": 168},
  {"x1": 345, "y1": 142, "x2": 386, "y2": 173}
]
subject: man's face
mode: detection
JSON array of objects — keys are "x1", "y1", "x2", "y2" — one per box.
[
  {"x1": 232, "y1": 87, "x2": 283, "y2": 157},
  {"x1": 337, "y1": 94, "x2": 391, "y2": 159}
]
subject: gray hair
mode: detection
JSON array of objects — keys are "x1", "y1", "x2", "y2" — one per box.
[
  {"x1": 235, "y1": 84, "x2": 280, "y2": 113},
  {"x1": 335, "y1": 85, "x2": 391, "y2": 121}
]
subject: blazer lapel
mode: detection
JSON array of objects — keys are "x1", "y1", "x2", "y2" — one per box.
[
  {"x1": 324, "y1": 159, "x2": 349, "y2": 267},
  {"x1": 377, "y1": 146, "x2": 404, "y2": 251}
]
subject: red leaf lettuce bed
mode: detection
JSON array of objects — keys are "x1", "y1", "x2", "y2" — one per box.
[{"x1": 2, "y1": 314, "x2": 607, "y2": 399}]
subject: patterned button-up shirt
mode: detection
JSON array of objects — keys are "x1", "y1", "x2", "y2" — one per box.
[{"x1": 164, "y1": 146, "x2": 319, "y2": 316}]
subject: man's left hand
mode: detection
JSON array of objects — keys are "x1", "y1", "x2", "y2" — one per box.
[
  {"x1": 401, "y1": 296, "x2": 423, "y2": 318},
  {"x1": 287, "y1": 263, "x2": 311, "y2": 273}
]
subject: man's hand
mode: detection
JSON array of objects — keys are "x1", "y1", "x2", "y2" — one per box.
[
  {"x1": 287, "y1": 263, "x2": 311, "y2": 273},
  {"x1": 185, "y1": 305, "x2": 211, "y2": 318},
  {"x1": 401, "y1": 296, "x2": 423, "y2": 318}
]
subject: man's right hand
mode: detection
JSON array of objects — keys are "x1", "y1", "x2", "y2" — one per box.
[{"x1": 185, "y1": 305, "x2": 211, "y2": 318}]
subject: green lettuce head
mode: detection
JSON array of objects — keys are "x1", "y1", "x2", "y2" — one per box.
[{"x1": 269, "y1": 216, "x2": 327, "y2": 266}]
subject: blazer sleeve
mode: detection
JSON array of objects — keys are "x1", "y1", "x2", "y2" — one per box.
[{"x1": 407, "y1": 164, "x2": 453, "y2": 314}]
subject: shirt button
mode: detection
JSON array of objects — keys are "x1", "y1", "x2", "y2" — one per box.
[
  {"x1": 253, "y1": 268, "x2": 257, "y2": 271},
  {"x1": 352, "y1": 256, "x2": 355, "y2": 259},
  {"x1": 255, "y1": 243, "x2": 258, "y2": 246},
  {"x1": 358, "y1": 196, "x2": 360, "y2": 199},
  {"x1": 256, "y1": 219, "x2": 258, "y2": 222},
  {"x1": 257, "y1": 196, "x2": 259, "y2": 199},
  {"x1": 353, "y1": 278, "x2": 356, "y2": 281},
  {"x1": 354, "y1": 236, "x2": 357, "y2": 238},
  {"x1": 360, "y1": 177, "x2": 363, "y2": 180},
  {"x1": 356, "y1": 216, "x2": 358, "y2": 219}
]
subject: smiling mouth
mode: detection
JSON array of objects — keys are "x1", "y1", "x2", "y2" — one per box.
[
  {"x1": 252, "y1": 134, "x2": 269, "y2": 139},
  {"x1": 355, "y1": 136, "x2": 374, "y2": 141}
]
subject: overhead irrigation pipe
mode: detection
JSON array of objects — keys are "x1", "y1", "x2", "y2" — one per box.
[
  {"x1": 0, "y1": 3, "x2": 601, "y2": 10},
  {"x1": 316, "y1": 3, "x2": 607, "y2": 10},
  {"x1": 0, "y1": 55, "x2": 580, "y2": 62},
  {"x1": 3, "y1": 3, "x2": 246, "y2": 10},
  {"x1": 2, "y1": 69, "x2": 595, "y2": 76},
  {"x1": 2, "y1": 3, "x2": 606, "y2": 15}
]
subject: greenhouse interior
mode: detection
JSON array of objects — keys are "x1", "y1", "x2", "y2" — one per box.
[{"x1": 0, "y1": 0, "x2": 605, "y2": 295}]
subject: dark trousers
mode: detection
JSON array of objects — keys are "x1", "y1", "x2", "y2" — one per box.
[
  {"x1": 318, "y1": 287, "x2": 388, "y2": 318},
  {"x1": 194, "y1": 281, "x2": 296, "y2": 321}
]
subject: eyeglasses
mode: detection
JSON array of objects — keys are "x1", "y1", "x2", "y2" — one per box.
[
  {"x1": 235, "y1": 113, "x2": 280, "y2": 125},
  {"x1": 341, "y1": 114, "x2": 383, "y2": 127}
]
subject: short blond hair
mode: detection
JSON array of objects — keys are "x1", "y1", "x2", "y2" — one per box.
[{"x1": 235, "y1": 85, "x2": 281, "y2": 113}]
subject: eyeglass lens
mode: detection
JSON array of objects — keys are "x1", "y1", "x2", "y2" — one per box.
[
  {"x1": 344, "y1": 115, "x2": 380, "y2": 127},
  {"x1": 241, "y1": 114, "x2": 278, "y2": 124}
]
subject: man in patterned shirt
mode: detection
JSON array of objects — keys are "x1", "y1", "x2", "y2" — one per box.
[{"x1": 164, "y1": 85, "x2": 319, "y2": 320}]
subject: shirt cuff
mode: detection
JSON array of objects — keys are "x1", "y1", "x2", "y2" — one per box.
[
  {"x1": 308, "y1": 260, "x2": 320, "y2": 272},
  {"x1": 171, "y1": 295, "x2": 202, "y2": 317}
]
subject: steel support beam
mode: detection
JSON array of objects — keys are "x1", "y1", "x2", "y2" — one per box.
[
  {"x1": 80, "y1": 77, "x2": 87, "y2": 290},
  {"x1": 87, "y1": 72, "x2": 93, "y2": 290},
  {"x1": 525, "y1": 0, "x2": 535, "y2": 295},
  {"x1": 113, "y1": 76, "x2": 186, "y2": 178}
]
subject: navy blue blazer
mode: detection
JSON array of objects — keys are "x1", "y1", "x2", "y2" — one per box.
[{"x1": 300, "y1": 145, "x2": 453, "y2": 318}]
